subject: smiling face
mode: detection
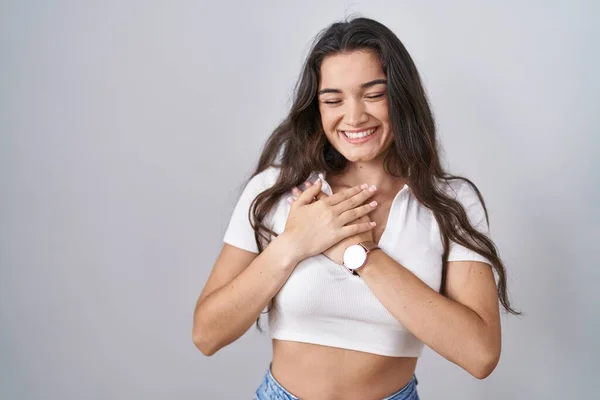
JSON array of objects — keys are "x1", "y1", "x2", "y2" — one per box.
[{"x1": 317, "y1": 50, "x2": 394, "y2": 163}]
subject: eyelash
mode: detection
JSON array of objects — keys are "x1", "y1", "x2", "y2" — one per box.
[{"x1": 323, "y1": 93, "x2": 385, "y2": 105}]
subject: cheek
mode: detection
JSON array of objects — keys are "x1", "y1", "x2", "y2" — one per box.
[{"x1": 370, "y1": 102, "x2": 390, "y2": 123}]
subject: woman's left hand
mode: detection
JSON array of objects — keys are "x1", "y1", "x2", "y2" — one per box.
[
  {"x1": 288, "y1": 181, "x2": 376, "y2": 265},
  {"x1": 321, "y1": 214, "x2": 375, "y2": 265}
]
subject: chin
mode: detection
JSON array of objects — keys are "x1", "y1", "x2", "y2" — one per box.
[
  {"x1": 336, "y1": 143, "x2": 392, "y2": 163},
  {"x1": 342, "y1": 152, "x2": 380, "y2": 162}
]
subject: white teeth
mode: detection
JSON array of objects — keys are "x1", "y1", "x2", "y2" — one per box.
[{"x1": 342, "y1": 127, "x2": 377, "y2": 139}]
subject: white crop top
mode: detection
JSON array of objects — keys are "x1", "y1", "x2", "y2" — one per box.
[{"x1": 223, "y1": 166, "x2": 491, "y2": 357}]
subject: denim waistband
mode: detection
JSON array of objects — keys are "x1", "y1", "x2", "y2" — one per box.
[{"x1": 254, "y1": 364, "x2": 419, "y2": 400}]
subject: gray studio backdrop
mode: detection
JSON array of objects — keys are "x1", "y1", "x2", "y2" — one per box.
[{"x1": 1, "y1": 1, "x2": 598, "y2": 399}]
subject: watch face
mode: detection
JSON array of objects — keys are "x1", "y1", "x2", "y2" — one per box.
[{"x1": 343, "y1": 244, "x2": 367, "y2": 270}]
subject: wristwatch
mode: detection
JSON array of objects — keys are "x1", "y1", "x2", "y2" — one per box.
[{"x1": 342, "y1": 241, "x2": 380, "y2": 275}]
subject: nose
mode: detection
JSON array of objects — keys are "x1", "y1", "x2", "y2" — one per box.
[{"x1": 344, "y1": 98, "x2": 369, "y2": 126}]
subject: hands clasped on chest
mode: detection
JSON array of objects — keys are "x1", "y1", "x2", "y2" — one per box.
[{"x1": 283, "y1": 177, "x2": 379, "y2": 268}]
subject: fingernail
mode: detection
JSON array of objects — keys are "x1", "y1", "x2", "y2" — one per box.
[
  {"x1": 368, "y1": 185, "x2": 377, "y2": 192},
  {"x1": 369, "y1": 201, "x2": 378, "y2": 207},
  {"x1": 360, "y1": 183, "x2": 368, "y2": 190},
  {"x1": 287, "y1": 196, "x2": 295, "y2": 203},
  {"x1": 292, "y1": 187, "x2": 301, "y2": 195},
  {"x1": 370, "y1": 221, "x2": 377, "y2": 226}
]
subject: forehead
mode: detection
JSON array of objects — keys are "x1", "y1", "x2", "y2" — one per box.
[{"x1": 319, "y1": 50, "x2": 385, "y2": 89}]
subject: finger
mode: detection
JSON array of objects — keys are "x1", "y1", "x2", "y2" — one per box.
[
  {"x1": 339, "y1": 220, "x2": 377, "y2": 238},
  {"x1": 298, "y1": 180, "x2": 313, "y2": 191},
  {"x1": 286, "y1": 195, "x2": 297, "y2": 204},
  {"x1": 338, "y1": 200, "x2": 378, "y2": 225},
  {"x1": 333, "y1": 185, "x2": 377, "y2": 213},
  {"x1": 291, "y1": 187, "x2": 302, "y2": 196},
  {"x1": 315, "y1": 190, "x2": 328, "y2": 201},
  {"x1": 293, "y1": 178, "x2": 323, "y2": 206},
  {"x1": 304, "y1": 180, "x2": 328, "y2": 201},
  {"x1": 324, "y1": 183, "x2": 368, "y2": 206},
  {"x1": 299, "y1": 172, "x2": 323, "y2": 191}
]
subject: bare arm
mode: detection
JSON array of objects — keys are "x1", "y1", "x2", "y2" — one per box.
[
  {"x1": 192, "y1": 179, "x2": 377, "y2": 356},
  {"x1": 192, "y1": 234, "x2": 299, "y2": 356},
  {"x1": 358, "y1": 251, "x2": 501, "y2": 379}
]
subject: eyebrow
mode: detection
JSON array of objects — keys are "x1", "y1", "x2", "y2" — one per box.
[{"x1": 317, "y1": 79, "x2": 388, "y2": 95}]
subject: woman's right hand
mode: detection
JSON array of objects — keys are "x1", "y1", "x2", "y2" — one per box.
[{"x1": 281, "y1": 178, "x2": 378, "y2": 262}]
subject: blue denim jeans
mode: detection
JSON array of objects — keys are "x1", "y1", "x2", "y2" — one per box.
[{"x1": 254, "y1": 364, "x2": 420, "y2": 400}]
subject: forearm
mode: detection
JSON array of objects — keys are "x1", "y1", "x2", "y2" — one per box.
[
  {"x1": 359, "y1": 250, "x2": 497, "y2": 378},
  {"x1": 193, "y1": 234, "x2": 299, "y2": 355}
]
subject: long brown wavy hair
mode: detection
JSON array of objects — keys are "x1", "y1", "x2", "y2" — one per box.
[{"x1": 243, "y1": 17, "x2": 520, "y2": 329}]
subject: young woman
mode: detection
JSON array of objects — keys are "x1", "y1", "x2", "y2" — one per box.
[{"x1": 192, "y1": 17, "x2": 519, "y2": 400}]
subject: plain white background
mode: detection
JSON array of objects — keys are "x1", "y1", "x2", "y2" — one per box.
[{"x1": 1, "y1": 1, "x2": 598, "y2": 399}]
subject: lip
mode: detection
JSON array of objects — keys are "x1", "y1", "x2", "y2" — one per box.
[{"x1": 338, "y1": 126, "x2": 380, "y2": 144}]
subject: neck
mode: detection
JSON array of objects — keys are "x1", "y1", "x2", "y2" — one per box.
[{"x1": 328, "y1": 158, "x2": 405, "y2": 195}]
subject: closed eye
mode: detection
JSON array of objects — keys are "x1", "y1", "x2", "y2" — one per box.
[{"x1": 321, "y1": 92, "x2": 385, "y2": 105}]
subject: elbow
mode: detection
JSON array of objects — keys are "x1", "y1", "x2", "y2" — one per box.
[
  {"x1": 192, "y1": 306, "x2": 221, "y2": 356},
  {"x1": 470, "y1": 349, "x2": 500, "y2": 380},
  {"x1": 192, "y1": 317, "x2": 221, "y2": 357},
  {"x1": 192, "y1": 331, "x2": 219, "y2": 357}
]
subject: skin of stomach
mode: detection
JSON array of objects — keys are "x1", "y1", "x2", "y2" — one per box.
[{"x1": 271, "y1": 339, "x2": 418, "y2": 400}]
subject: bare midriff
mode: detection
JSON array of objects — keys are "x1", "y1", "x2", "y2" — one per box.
[{"x1": 271, "y1": 339, "x2": 418, "y2": 400}]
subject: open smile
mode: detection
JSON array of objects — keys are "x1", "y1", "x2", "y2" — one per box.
[{"x1": 337, "y1": 126, "x2": 380, "y2": 144}]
